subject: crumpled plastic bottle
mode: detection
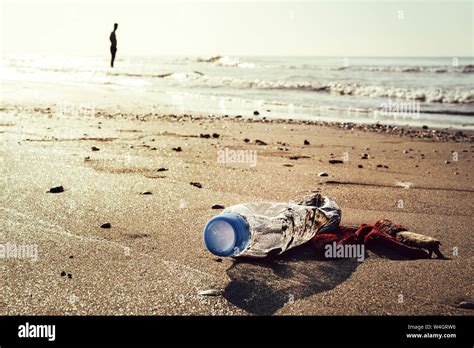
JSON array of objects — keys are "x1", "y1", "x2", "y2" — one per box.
[{"x1": 203, "y1": 194, "x2": 341, "y2": 258}]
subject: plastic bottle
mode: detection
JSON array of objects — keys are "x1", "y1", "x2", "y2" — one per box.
[{"x1": 203, "y1": 195, "x2": 341, "y2": 258}]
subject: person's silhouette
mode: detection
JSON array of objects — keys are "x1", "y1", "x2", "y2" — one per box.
[{"x1": 110, "y1": 23, "x2": 118, "y2": 68}]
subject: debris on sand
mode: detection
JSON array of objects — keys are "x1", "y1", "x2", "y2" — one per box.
[
  {"x1": 212, "y1": 133, "x2": 220, "y2": 138},
  {"x1": 358, "y1": 165, "x2": 363, "y2": 168},
  {"x1": 304, "y1": 139, "x2": 310, "y2": 145},
  {"x1": 157, "y1": 167, "x2": 168, "y2": 172},
  {"x1": 211, "y1": 204, "x2": 225, "y2": 209},
  {"x1": 318, "y1": 172, "x2": 329, "y2": 177},
  {"x1": 395, "y1": 181, "x2": 414, "y2": 189},
  {"x1": 457, "y1": 301, "x2": 474, "y2": 310},
  {"x1": 200, "y1": 133, "x2": 211, "y2": 139},
  {"x1": 100, "y1": 223, "x2": 112, "y2": 229},
  {"x1": 253, "y1": 111, "x2": 260, "y2": 116},
  {"x1": 48, "y1": 186, "x2": 64, "y2": 193},
  {"x1": 198, "y1": 289, "x2": 224, "y2": 297},
  {"x1": 255, "y1": 139, "x2": 267, "y2": 145},
  {"x1": 141, "y1": 191, "x2": 153, "y2": 195},
  {"x1": 289, "y1": 155, "x2": 311, "y2": 160},
  {"x1": 243, "y1": 138, "x2": 250, "y2": 143},
  {"x1": 328, "y1": 159, "x2": 344, "y2": 164},
  {"x1": 190, "y1": 182, "x2": 202, "y2": 188},
  {"x1": 172, "y1": 146, "x2": 182, "y2": 152},
  {"x1": 91, "y1": 146, "x2": 100, "y2": 151}
]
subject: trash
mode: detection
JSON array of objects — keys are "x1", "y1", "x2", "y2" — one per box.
[
  {"x1": 190, "y1": 182, "x2": 202, "y2": 188},
  {"x1": 91, "y1": 146, "x2": 100, "y2": 151},
  {"x1": 255, "y1": 139, "x2": 267, "y2": 145},
  {"x1": 48, "y1": 186, "x2": 64, "y2": 193},
  {"x1": 100, "y1": 223, "x2": 112, "y2": 229},
  {"x1": 203, "y1": 191, "x2": 444, "y2": 261},
  {"x1": 289, "y1": 155, "x2": 311, "y2": 160},
  {"x1": 396, "y1": 231, "x2": 443, "y2": 258},
  {"x1": 198, "y1": 289, "x2": 224, "y2": 296},
  {"x1": 172, "y1": 147, "x2": 182, "y2": 152},
  {"x1": 203, "y1": 193, "x2": 341, "y2": 257},
  {"x1": 318, "y1": 172, "x2": 329, "y2": 177},
  {"x1": 157, "y1": 168, "x2": 168, "y2": 172},
  {"x1": 211, "y1": 204, "x2": 225, "y2": 209},
  {"x1": 312, "y1": 219, "x2": 444, "y2": 259},
  {"x1": 328, "y1": 160, "x2": 344, "y2": 164},
  {"x1": 395, "y1": 181, "x2": 414, "y2": 189},
  {"x1": 141, "y1": 191, "x2": 153, "y2": 195},
  {"x1": 457, "y1": 301, "x2": 474, "y2": 310},
  {"x1": 304, "y1": 139, "x2": 310, "y2": 145}
]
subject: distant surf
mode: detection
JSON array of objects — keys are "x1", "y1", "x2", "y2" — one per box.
[{"x1": 1, "y1": 54, "x2": 473, "y2": 127}]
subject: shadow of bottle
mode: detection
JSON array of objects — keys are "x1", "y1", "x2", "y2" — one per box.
[{"x1": 223, "y1": 244, "x2": 360, "y2": 315}]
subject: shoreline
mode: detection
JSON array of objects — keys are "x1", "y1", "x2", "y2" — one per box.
[{"x1": 2, "y1": 103, "x2": 473, "y2": 142}]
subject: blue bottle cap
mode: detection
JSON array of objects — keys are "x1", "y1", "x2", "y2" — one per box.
[{"x1": 203, "y1": 213, "x2": 250, "y2": 257}]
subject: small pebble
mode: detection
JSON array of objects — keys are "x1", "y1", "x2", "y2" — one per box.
[
  {"x1": 211, "y1": 204, "x2": 225, "y2": 209},
  {"x1": 172, "y1": 147, "x2": 182, "y2": 152},
  {"x1": 60, "y1": 271, "x2": 67, "y2": 277},
  {"x1": 91, "y1": 146, "x2": 100, "y2": 151},
  {"x1": 255, "y1": 139, "x2": 267, "y2": 145},
  {"x1": 318, "y1": 172, "x2": 328, "y2": 177},
  {"x1": 190, "y1": 182, "x2": 202, "y2": 188},
  {"x1": 157, "y1": 167, "x2": 168, "y2": 172},
  {"x1": 243, "y1": 138, "x2": 250, "y2": 143},
  {"x1": 253, "y1": 111, "x2": 260, "y2": 116},
  {"x1": 358, "y1": 165, "x2": 363, "y2": 168},
  {"x1": 304, "y1": 139, "x2": 310, "y2": 145},
  {"x1": 48, "y1": 186, "x2": 64, "y2": 193},
  {"x1": 100, "y1": 223, "x2": 112, "y2": 229}
]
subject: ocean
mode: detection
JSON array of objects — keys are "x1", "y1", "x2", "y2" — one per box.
[{"x1": 1, "y1": 55, "x2": 473, "y2": 128}]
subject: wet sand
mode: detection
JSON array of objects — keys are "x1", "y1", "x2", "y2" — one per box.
[{"x1": 1, "y1": 105, "x2": 473, "y2": 315}]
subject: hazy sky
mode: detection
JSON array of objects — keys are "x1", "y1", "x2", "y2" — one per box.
[{"x1": 0, "y1": 0, "x2": 472, "y2": 57}]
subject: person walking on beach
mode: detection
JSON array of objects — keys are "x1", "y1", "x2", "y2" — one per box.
[{"x1": 109, "y1": 23, "x2": 118, "y2": 68}]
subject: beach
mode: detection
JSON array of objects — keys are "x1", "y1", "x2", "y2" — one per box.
[{"x1": 1, "y1": 93, "x2": 473, "y2": 315}]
